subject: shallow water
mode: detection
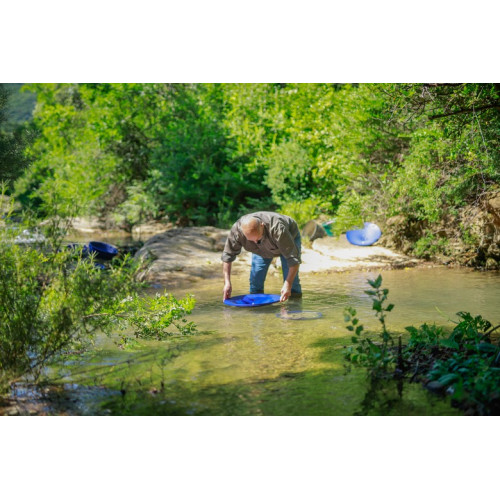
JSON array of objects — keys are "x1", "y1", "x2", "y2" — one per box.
[{"x1": 43, "y1": 266, "x2": 500, "y2": 415}]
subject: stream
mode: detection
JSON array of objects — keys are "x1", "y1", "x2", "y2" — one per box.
[{"x1": 18, "y1": 265, "x2": 498, "y2": 416}]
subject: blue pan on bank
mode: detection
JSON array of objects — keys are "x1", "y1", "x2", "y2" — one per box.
[
  {"x1": 224, "y1": 294, "x2": 281, "y2": 307},
  {"x1": 88, "y1": 241, "x2": 118, "y2": 260},
  {"x1": 346, "y1": 222, "x2": 382, "y2": 246}
]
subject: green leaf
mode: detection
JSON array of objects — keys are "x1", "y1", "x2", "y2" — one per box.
[
  {"x1": 440, "y1": 338, "x2": 460, "y2": 350},
  {"x1": 477, "y1": 343, "x2": 498, "y2": 353},
  {"x1": 437, "y1": 373, "x2": 459, "y2": 386}
]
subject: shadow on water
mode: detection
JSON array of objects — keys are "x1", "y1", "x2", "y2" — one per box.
[{"x1": 14, "y1": 333, "x2": 459, "y2": 416}]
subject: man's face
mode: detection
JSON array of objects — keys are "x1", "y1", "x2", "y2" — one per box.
[{"x1": 243, "y1": 224, "x2": 264, "y2": 243}]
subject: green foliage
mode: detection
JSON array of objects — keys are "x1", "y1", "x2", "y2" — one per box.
[
  {"x1": 332, "y1": 190, "x2": 365, "y2": 234},
  {"x1": 425, "y1": 313, "x2": 499, "y2": 414},
  {"x1": 405, "y1": 323, "x2": 445, "y2": 348},
  {"x1": 427, "y1": 352, "x2": 500, "y2": 415},
  {"x1": 15, "y1": 83, "x2": 270, "y2": 226},
  {"x1": 113, "y1": 292, "x2": 197, "y2": 341},
  {"x1": 0, "y1": 233, "x2": 132, "y2": 388},
  {"x1": 0, "y1": 83, "x2": 37, "y2": 131},
  {"x1": 280, "y1": 198, "x2": 319, "y2": 228},
  {"x1": 113, "y1": 179, "x2": 160, "y2": 228},
  {"x1": 0, "y1": 190, "x2": 198, "y2": 391},
  {"x1": 448, "y1": 311, "x2": 492, "y2": 343},
  {"x1": 413, "y1": 231, "x2": 448, "y2": 259},
  {"x1": 385, "y1": 84, "x2": 500, "y2": 217},
  {"x1": 0, "y1": 84, "x2": 34, "y2": 189},
  {"x1": 344, "y1": 274, "x2": 500, "y2": 414},
  {"x1": 10, "y1": 82, "x2": 499, "y2": 261},
  {"x1": 265, "y1": 141, "x2": 313, "y2": 204},
  {"x1": 344, "y1": 274, "x2": 396, "y2": 376}
]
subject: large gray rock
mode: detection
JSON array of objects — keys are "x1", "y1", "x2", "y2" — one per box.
[{"x1": 134, "y1": 226, "x2": 251, "y2": 285}]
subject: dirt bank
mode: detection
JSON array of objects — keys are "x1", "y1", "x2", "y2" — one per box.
[
  {"x1": 379, "y1": 192, "x2": 500, "y2": 269},
  {"x1": 135, "y1": 227, "x2": 422, "y2": 286}
]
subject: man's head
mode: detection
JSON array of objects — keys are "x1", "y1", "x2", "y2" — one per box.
[{"x1": 240, "y1": 215, "x2": 264, "y2": 243}]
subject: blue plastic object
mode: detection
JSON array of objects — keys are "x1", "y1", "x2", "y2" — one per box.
[
  {"x1": 88, "y1": 241, "x2": 118, "y2": 260},
  {"x1": 224, "y1": 293, "x2": 281, "y2": 307},
  {"x1": 346, "y1": 222, "x2": 382, "y2": 246}
]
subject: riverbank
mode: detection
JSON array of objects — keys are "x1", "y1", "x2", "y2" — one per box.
[{"x1": 133, "y1": 226, "x2": 423, "y2": 286}]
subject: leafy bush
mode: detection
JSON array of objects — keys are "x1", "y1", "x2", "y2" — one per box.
[
  {"x1": 0, "y1": 197, "x2": 197, "y2": 391},
  {"x1": 427, "y1": 353, "x2": 500, "y2": 415},
  {"x1": 112, "y1": 292, "x2": 197, "y2": 342},
  {"x1": 280, "y1": 198, "x2": 319, "y2": 228},
  {"x1": 405, "y1": 323, "x2": 445, "y2": 348},
  {"x1": 413, "y1": 232, "x2": 449, "y2": 259},
  {"x1": 265, "y1": 141, "x2": 313, "y2": 205},
  {"x1": 343, "y1": 274, "x2": 500, "y2": 414}
]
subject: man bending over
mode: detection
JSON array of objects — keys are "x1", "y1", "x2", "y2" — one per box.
[{"x1": 221, "y1": 211, "x2": 302, "y2": 302}]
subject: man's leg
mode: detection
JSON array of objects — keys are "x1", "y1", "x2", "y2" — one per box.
[
  {"x1": 250, "y1": 253, "x2": 273, "y2": 293},
  {"x1": 279, "y1": 234, "x2": 302, "y2": 296}
]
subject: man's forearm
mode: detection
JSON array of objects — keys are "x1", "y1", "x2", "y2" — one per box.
[
  {"x1": 285, "y1": 264, "x2": 299, "y2": 285},
  {"x1": 223, "y1": 262, "x2": 232, "y2": 282}
]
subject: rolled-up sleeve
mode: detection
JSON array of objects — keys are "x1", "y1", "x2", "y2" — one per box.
[
  {"x1": 273, "y1": 222, "x2": 301, "y2": 268},
  {"x1": 221, "y1": 224, "x2": 242, "y2": 263}
]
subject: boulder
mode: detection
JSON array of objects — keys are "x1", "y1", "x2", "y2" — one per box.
[{"x1": 134, "y1": 226, "x2": 251, "y2": 285}]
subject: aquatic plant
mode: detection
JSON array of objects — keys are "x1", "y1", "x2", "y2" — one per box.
[
  {"x1": 344, "y1": 274, "x2": 396, "y2": 377},
  {"x1": 344, "y1": 274, "x2": 500, "y2": 415}
]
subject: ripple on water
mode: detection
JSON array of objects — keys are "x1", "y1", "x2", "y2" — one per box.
[{"x1": 37, "y1": 267, "x2": 500, "y2": 415}]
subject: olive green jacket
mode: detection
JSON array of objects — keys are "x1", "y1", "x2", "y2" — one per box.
[{"x1": 221, "y1": 211, "x2": 301, "y2": 268}]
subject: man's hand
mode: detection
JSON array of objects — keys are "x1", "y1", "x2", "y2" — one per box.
[
  {"x1": 280, "y1": 264, "x2": 299, "y2": 302},
  {"x1": 223, "y1": 282, "x2": 232, "y2": 301},
  {"x1": 280, "y1": 281, "x2": 292, "y2": 302}
]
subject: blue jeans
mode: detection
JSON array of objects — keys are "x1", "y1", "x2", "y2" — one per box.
[{"x1": 249, "y1": 235, "x2": 302, "y2": 294}]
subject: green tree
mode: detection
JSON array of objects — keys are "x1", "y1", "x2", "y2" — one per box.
[{"x1": 0, "y1": 84, "x2": 33, "y2": 189}]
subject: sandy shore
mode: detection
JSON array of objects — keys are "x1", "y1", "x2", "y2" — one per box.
[{"x1": 134, "y1": 226, "x2": 421, "y2": 286}]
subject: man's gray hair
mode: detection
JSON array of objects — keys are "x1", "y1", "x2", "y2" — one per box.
[{"x1": 240, "y1": 215, "x2": 261, "y2": 233}]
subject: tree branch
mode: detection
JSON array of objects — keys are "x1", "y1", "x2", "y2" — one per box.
[
  {"x1": 429, "y1": 103, "x2": 500, "y2": 120},
  {"x1": 423, "y1": 83, "x2": 465, "y2": 87}
]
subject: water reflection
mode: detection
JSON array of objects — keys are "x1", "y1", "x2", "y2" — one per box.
[{"x1": 33, "y1": 267, "x2": 500, "y2": 415}]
